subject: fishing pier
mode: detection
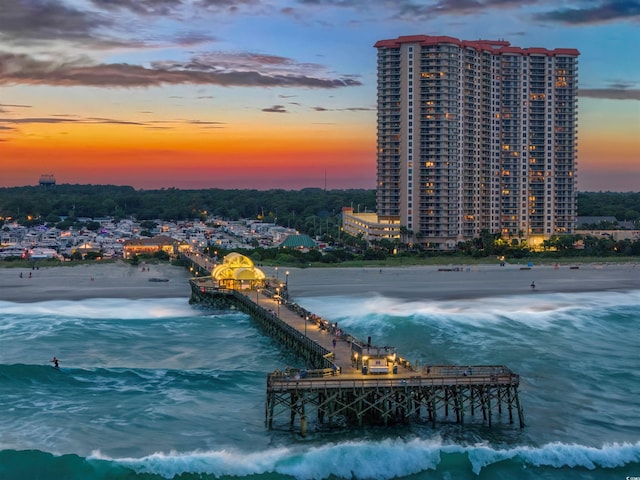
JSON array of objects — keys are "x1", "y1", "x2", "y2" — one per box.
[{"x1": 183, "y1": 252, "x2": 525, "y2": 434}]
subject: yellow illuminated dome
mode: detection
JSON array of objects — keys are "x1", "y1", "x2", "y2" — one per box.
[{"x1": 211, "y1": 253, "x2": 265, "y2": 289}]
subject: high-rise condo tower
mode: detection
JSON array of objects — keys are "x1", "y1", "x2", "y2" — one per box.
[{"x1": 373, "y1": 35, "x2": 579, "y2": 250}]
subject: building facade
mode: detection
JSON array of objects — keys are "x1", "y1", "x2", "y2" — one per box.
[{"x1": 370, "y1": 35, "x2": 579, "y2": 250}]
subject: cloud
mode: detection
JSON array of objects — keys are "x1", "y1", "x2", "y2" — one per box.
[
  {"x1": 580, "y1": 88, "x2": 640, "y2": 100},
  {"x1": 533, "y1": 0, "x2": 640, "y2": 24},
  {"x1": 173, "y1": 32, "x2": 220, "y2": 46},
  {"x1": 0, "y1": 103, "x2": 31, "y2": 108},
  {"x1": 0, "y1": 0, "x2": 219, "y2": 50},
  {"x1": 313, "y1": 106, "x2": 373, "y2": 112},
  {"x1": 262, "y1": 105, "x2": 288, "y2": 113},
  {"x1": 186, "y1": 120, "x2": 227, "y2": 125},
  {"x1": 295, "y1": 0, "x2": 638, "y2": 25},
  {"x1": 0, "y1": 51, "x2": 362, "y2": 89},
  {"x1": 296, "y1": 0, "x2": 538, "y2": 20},
  {"x1": 0, "y1": 116, "x2": 146, "y2": 126},
  {"x1": 88, "y1": 0, "x2": 186, "y2": 16},
  {"x1": 196, "y1": 0, "x2": 267, "y2": 13},
  {"x1": 0, "y1": 0, "x2": 125, "y2": 48}
]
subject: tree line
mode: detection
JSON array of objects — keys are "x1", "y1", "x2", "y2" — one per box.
[
  {"x1": 1, "y1": 185, "x2": 639, "y2": 231},
  {"x1": 0, "y1": 184, "x2": 375, "y2": 239},
  {"x1": 1, "y1": 185, "x2": 639, "y2": 261}
]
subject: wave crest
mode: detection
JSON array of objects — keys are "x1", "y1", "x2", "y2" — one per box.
[{"x1": 89, "y1": 439, "x2": 640, "y2": 479}]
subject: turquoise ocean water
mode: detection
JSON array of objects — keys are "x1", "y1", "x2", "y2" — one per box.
[{"x1": 1, "y1": 288, "x2": 639, "y2": 479}]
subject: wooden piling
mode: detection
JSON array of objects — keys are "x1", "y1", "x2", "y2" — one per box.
[{"x1": 185, "y1": 260, "x2": 526, "y2": 432}]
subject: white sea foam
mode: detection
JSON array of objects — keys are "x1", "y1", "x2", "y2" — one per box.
[
  {"x1": 298, "y1": 289, "x2": 640, "y2": 331},
  {"x1": 0, "y1": 298, "x2": 198, "y2": 320},
  {"x1": 93, "y1": 439, "x2": 640, "y2": 479}
]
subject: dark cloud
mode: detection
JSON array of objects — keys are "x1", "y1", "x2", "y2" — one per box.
[
  {"x1": 579, "y1": 88, "x2": 640, "y2": 100},
  {"x1": 0, "y1": 116, "x2": 146, "y2": 125},
  {"x1": 534, "y1": 0, "x2": 640, "y2": 24},
  {"x1": 0, "y1": 0, "x2": 122, "y2": 48},
  {"x1": 196, "y1": 0, "x2": 265, "y2": 13},
  {"x1": 0, "y1": 51, "x2": 362, "y2": 89},
  {"x1": 0, "y1": 115, "x2": 230, "y2": 130},
  {"x1": 88, "y1": 0, "x2": 185, "y2": 16},
  {"x1": 296, "y1": 0, "x2": 538, "y2": 20},
  {"x1": 0, "y1": 103, "x2": 32, "y2": 108},
  {"x1": 173, "y1": 32, "x2": 219, "y2": 46},
  {"x1": 313, "y1": 106, "x2": 373, "y2": 111},
  {"x1": 262, "y1": 105, "x2": 288, "y2": 113},
  {"x1": 295, "y1": 0, "x2": 638, "y2": 25},
  {"x1": 0, "y1": 0, "x2": 216, "y2": 50}
]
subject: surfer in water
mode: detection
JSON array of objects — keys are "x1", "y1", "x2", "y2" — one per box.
[{"x1": 50, "y1": 356, "x2": 60, "y2": 369}]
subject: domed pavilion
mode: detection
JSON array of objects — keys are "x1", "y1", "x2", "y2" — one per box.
[{"x1": 211, "y1": 252, "x2": 266, "y2": 290}]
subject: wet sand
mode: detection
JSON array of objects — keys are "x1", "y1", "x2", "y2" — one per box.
[
  {"x1": 281, "y1": 262, "x2": 640, "y2": 301},
  {"x1": 0, "y1": 261, "x2": 638, "y2": 303},
  {"x1": 0, "y1": 261, "x2": 191, "y2": 303}
]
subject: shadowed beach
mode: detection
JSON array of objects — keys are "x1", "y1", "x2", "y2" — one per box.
[
  {"x1": 0, "y1": 261, "x2": 191, "y2": 302},
  {"x1": 282, "y1": 262, "x2": 640, "y2": 301},
  {"x1": 0, "y1": 261, "x2": 638, "y2": 303}
]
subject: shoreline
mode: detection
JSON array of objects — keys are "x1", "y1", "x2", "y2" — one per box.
[
  {"x1": 0, "y1": 260, "x2": 638, "y2": 303},
  {"x1": 0, "y1": 261, "x2": 191, "y2": 303},
  {"x1": 283, "y1": 262, "x2": 640, "y2": 301}
]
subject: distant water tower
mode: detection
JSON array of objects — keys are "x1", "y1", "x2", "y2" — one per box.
[{"x1": 39, "y1": 174, "x2": 56, "y2": 188}]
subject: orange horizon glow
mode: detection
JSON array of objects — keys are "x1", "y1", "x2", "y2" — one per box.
[
  {"x1": 2, "y1": 101, "x2": 637, "y2": 192},
  {"x1": 1, "y1": 121, "x2": 377, "y2": 190}
]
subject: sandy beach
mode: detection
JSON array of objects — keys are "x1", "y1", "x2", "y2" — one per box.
[
  {"x1": 0, "y1": 261, "x2": 191, "y2": 302},
  {"x1": 282, "y1": 262, "x2": 640, "y2": 301},
  {"x1": 0, "y1": 260, "x2": 638, "y2": 303}
]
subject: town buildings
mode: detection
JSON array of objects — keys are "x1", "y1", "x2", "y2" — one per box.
[{"x1": 344, "y1": 35, "x2": 579, "y2": 250}]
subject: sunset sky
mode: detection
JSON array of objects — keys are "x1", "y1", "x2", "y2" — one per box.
[{"x1": 1, "y1": 0, "x2": 638, "y2": 192}]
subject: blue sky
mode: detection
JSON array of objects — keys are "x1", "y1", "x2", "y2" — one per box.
[{"x1": 0, "y1": 0, "x2": 638, "y2": 191}]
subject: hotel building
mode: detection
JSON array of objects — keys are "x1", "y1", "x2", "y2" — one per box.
[{"x1": 345, "y1": 35, "x2": 579, "y2": 250}]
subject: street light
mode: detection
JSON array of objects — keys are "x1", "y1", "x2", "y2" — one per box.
[
  {"x1": 285, "y1": 271, "x2": 289, "y2": 300},
  {"x1": 305, "y1": 315, "x2": 308, "y2": 337},
  {"x1": 275, "y1": 266, "x2": 279, "y2": 281}
]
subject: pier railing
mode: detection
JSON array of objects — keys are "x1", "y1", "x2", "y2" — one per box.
[{"x1": 184, "y1": 256, "x2": 525, "y2": 432}]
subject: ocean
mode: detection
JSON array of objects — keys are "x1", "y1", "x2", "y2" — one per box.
[{"x1": 1, "y1": 288, "x2": 639, "y2": 479}]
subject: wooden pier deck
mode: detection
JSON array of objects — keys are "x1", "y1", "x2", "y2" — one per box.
[{"x1": 182, "y1": 253, "x2": 525, "y2": 433}]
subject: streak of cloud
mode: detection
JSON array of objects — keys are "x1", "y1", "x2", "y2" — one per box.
[
  {"x1": 262, "y1": 105, "x2": 288, "y2": 113},
  {"x1": 534, "y1": 0, "x2": 640, "y2": 24},
  {"x1": 0, "y1": 51, "x2": 362, "y2": 89},
  {"x1": 580, "y1": 88, "x2": 640, "y2": 100}
]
